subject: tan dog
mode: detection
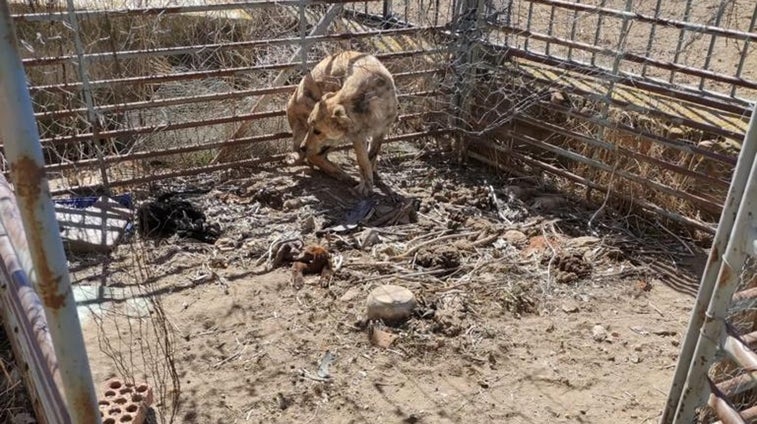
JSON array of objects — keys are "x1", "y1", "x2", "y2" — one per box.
[{"x1": 286, "y1": 51, "x2": 399, "y2": 196}]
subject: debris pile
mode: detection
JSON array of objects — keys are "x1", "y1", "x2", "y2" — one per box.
[{"x1": 137, "y1": 192, "x2": 221, "y2": 243}]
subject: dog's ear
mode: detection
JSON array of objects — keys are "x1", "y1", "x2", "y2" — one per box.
[{"x1": 332, "y1": 104, "x2": 352, "y2": 128}]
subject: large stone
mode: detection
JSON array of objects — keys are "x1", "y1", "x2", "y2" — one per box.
[{"x1": 366, "y1": 284, "x2": 417, "y2": 323}]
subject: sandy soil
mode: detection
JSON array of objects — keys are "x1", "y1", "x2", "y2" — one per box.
[{"x1": 69, "y1": 142, "x2": 704, "y2": 424}]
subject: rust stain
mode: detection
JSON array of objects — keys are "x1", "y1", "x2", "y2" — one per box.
[
  {"x1": 718, "y1": 264, "x2": 733, "y2": 287},
  {"x1": 72, "y1": 390, "x2": 98, "y2": 423},
  {"x1": 11, "y1": 156, "x2": 66, "y2": 309},
  {"x1": 11, "y1": 156, "x2": 45, "y2": 198}
]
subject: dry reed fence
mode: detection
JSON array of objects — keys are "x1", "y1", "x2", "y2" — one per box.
[{"x1": 0, "y1": 0, "x2": 755, "y2": 422}]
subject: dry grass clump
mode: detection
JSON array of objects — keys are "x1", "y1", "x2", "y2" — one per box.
[{"x1": 463, "y1": 60, "x2": 737, "y2": 238}]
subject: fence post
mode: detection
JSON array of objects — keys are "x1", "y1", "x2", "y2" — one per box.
[
  {"x1": 383, "y1": 0, "x2": 393, "y2": 21},
  {"x1": 0, "y1": 173, "x2": 72, "y2": 423},
  {"x1": 65, "y1": 0, "x2": 111, "y2": 197},
  {"x1": 450, "y1": 0, "x2": 485, "y2": 163},
  {"x1": 660, "y1": 103, "x2": 757, "y2": 423},
  {"x1": 0, "y1": 2, "x2": 103, "y2": 423}
]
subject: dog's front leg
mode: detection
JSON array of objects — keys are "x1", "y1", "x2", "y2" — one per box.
[
  {"x1": 353, "y1": 138, "x2": 374, "y2": 196},
  {"x1": 306, "y1": 153, "x2": 355, "y2": 184},
  {"x1": 285, "y1": 112, "x2": 308, "y2": 165}
]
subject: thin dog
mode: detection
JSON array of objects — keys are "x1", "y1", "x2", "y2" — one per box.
[{"x1": 286, "y1": 51, "x2": 399, "y2": 196}]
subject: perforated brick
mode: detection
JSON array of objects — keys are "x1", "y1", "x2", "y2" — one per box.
[{"x1": 98, "y1": 378, "x2": 154, "y2": 424}]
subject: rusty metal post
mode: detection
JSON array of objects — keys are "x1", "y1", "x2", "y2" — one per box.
[
  {"x1": 662, "y1": 103, "x2": 757, "y2": 423},
  {"x1": 0, "y1": 1, "x2": 102, "y2": 423},
  {"x1": 65, "y1": 0, "x2": 111, "y2": 196},
  {"x1": 0, "y1": 172, "x2": 72, "y2": 423},
  {"x1": 450, "y1": 0, "x2": 485, "y2": 162}
]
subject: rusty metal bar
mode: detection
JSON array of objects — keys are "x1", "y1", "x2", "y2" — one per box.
[
  {"x1": 714, "y1": 404, "x2": 757, "y2": 424},
  {"x1": 35, "y1": 85, "x2": 294, "y2": 120},
  {"x1": 33, "y1": 68, "x2": 442, "y2": 120},
  {"x1": 21, "y1": 26, "x2": 441, "y2": 67},
  {"x1": 739, "y1": 330, "x2": 757, "y2": 348},
  {"x1": 494, "y1": 126, "x2": 723, "y2": 212},
  {"x1": 526, "y1": 0, "x2": 757, "y2": 42},
  {"x1": 36, "y1": 90, "x2": 440, "y2": 146},
  {"x1": 41, "y1": 112, "x2": 433, "y2": 174},
  {"x1": 707, "y1": 388, "x2": 745, "y2": 424},
  {"x1": 716, "y1": 373, "x2": 757, "y2": 400},
  {"x1": 544, "y1": 3, "x2": 556, "y2": 56},
  {"x1": 566, "y1": 0, "x2": 581, "y2": 61},
  {"x1": 49, "y1": 129, "x2": 450, "y2": 195},
  {"x1": 0, "y1": 1, "x2": 101, "y2": 422},
  {"x1": 488, "y1": 44, "x2": 752, "y2": 117},
  {"x1": 731, "y1": 288, "x2": 757, "y2": 303},
  {"x1": 731, "y1": 3, "x2": 757, "y2": 97},
  {"x1": 486, "y1": 22, "x2": 757, "y2": 90},
  {"x1": 589, "y1": 0, "x2": 607, "y2": 66},
  {"x1": 668, "y1": 0, "x2": 694, "y2": 85},
  {"x1": 515, "y1": 112, "x2": 730, "y2": 190},
  {"x1": 27, "y1": 48, "x2": 444, "y2": 94},
  {"x1": 0, "y1": 173, "x2": 70, "y2": 423},
  {"x1": 491, "y1": 54, "x2": 746, "y2": 142},
  {"x1": 46, "y1": 132, "x2": 291, "y2": 174},
  {"x1": 718, "y1": 334, "x2": 757, "y2": 397},
  {"x1": 698, "y1": 3, "x2": 727, "y2": 91},
  {"x1": 468, "y1": 137, "x2": 716, "y2": 233},
  {"x1": 41, "y1": 109, "x2": 286, "y2": 145},
  {"x1": 640, "y1": 0, "x2": 663, "y2": 78},
  {"x1": 531, "y1": 98, "x2": 737, "y2": 168},
  {"x1": 665, "y1": 104, "x2": 757, "y2": 423},
  {"x1": 523, "y1": 1, "x2": 534, "y2": 51},
  {"x1": 11, "y1": 0, "x2": 375, "y2": 22},
  {"x1": 65, "y1": 0, "x2": 111, "y2": 196}
]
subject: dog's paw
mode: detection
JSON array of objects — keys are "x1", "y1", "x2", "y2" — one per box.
[
  {"x1": 285, "y1": 152, "x2": 306, "y2": 166},
  {"x1": 353, "y1": 181, "x2": 374, "y2": 197}
]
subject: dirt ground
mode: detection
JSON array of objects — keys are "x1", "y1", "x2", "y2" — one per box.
[{"x1": 65, "y1": 142, "x2": 705, "y2": 424}]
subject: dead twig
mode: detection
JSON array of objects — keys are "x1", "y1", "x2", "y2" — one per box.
[
  {"x1": 390, "y1": 231, "x2": 480, "y2": 260},
  {"x1": 360, "y1": 267, "x2": 450, "y2": 283},
  {"x1": 471, "y1": 231, "x2": 503, "y2": 248}
]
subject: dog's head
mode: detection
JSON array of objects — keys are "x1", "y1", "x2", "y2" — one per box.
[{"x1": 300, "y1": 92, "x2": 352, "y2": 156}]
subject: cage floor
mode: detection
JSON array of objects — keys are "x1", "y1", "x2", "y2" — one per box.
[{"x1": 68, "y1": 141, "x2": 701, "y2": 423}]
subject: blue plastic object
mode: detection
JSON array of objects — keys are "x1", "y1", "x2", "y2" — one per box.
[{"x1": 53, "y1": 193, "x2": 133, "y2": 210}]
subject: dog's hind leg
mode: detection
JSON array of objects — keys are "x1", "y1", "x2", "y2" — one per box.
[
  {"x1": 353, "y1": 137, "x2": 375, "y2": 197},
  {"x1": 368, "y1": 133, "x2": 385, "y2": 176}
]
